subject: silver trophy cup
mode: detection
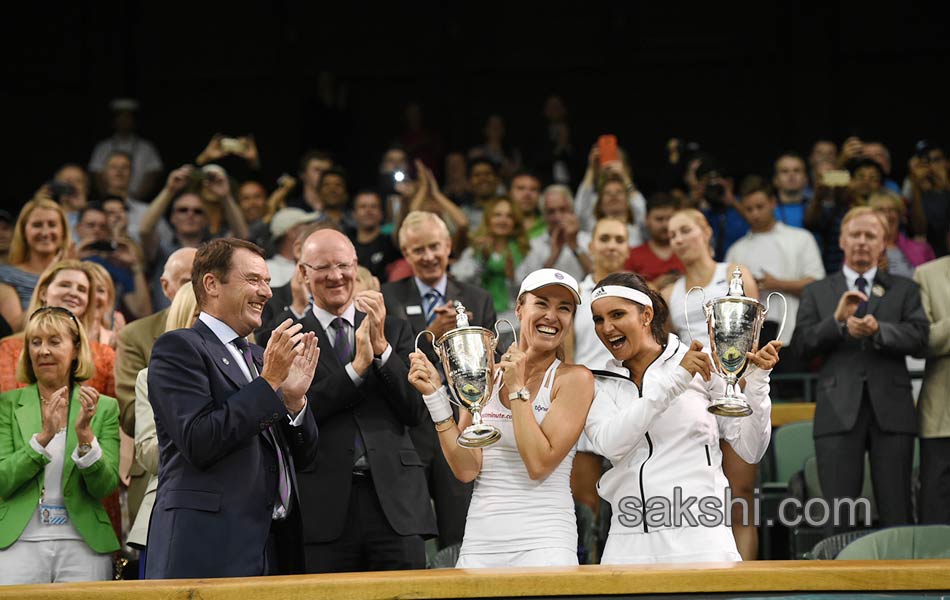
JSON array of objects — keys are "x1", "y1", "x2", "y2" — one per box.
[
  {"x1": 685, "y1": 267, "x2": 787, "y2": 417},
  {"x1": 415, "y1": 303, "x2": 516, "y2": 448}
]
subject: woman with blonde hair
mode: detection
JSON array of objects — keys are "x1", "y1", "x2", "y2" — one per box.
[
  {"x1": 0, "y1": 260, "x2": 116, "y2": 397},
  {"x1": 0, "y1": 197, "x2": 72, "y2": 329},
  {"x1": 868, "y1": 191, "x2": 935, "y2": 278},
  {"x1": 128, "y1": 283, "x2": 197, "y2": 577},
  {"x1": 660, "y1": 208, "x2": 763, "y2": 561},
  {"x1": 82, "y1": 262, "x2": 127, "y2": 348},
  {"x1": 0, "y1": 306, "x2": 120, "y2": 584}
]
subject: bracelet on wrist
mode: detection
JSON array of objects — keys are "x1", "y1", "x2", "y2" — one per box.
[{"x1": 434, "y1": 416, "x2": 455, "y2": 432}]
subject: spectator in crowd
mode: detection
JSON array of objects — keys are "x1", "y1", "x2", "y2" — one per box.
[
  {"x1": 624, "y1": 192, "x2": 684, "y2": 289},
  {"x1": 50, "y1": 164, "x2": 90, "y2": 236},
  {"x1": 791, "y1": 207, "x2": 929, "y2": 530},
  {"x1": 314, "y1": 167, "x2": 354, "y2": 235},
  {"x1": 146, "y1": 239, "x2": 320, "y2": 578},
  {"x1": 772, "y1": 152, "x2": 811, "y2": 228},
  {"x1": 284, "y1": 150, "x2": 333, "y2": 213},
  {"x1": 576, "y1": 144, "x2": 646, "y2": 238},
  {"x1": 0, "y1": 306, "x2": 120, "y2": 584},
  {"x1": 75, "y1": 203, "x2": 152, "y2": 319},
  {"x1": 239, "y1": 180, "x2": 272, "y2": 249},
  {"x1": 848, "y1": 158, "x2": 885, "y2": 206},
  {"x1": 0, "y1": 211, "x2": 13, "y2": 333},
  {"x1": 409, "y1": 268, "x2": 594, "y2": 567},
  {"x1": 807, "y1": 139, "x2": 838, "y2": 193},
  {"x1": 869, "y1": 191, "x2": 935, "y2": 278},
  {"x1": 266, "y1": 208, "x2": 320, "y2": 289},
  {"x1": 196, "y1": 165, "x2": 250, "y2": 240},
  {"x1": 355, "y1": 265, "x2": 380, "y2": 293},
  {"x1": 726, "y1": 176, "x2": 825, "y2": 346},
  {"x1": 398, "y1": 103, "x2": 441, "y2": 174},
  {"x1": 451, "y1": 197, "x2": 530, "y2": 318},
  {"x1": 660, "y1": 208, "x2": 760, "y2": 559},
  {"x1": 586, "y1": 272, "x2": 776, "y2": 564},
  {"x1": 862, "y1": 141, "x2": 902, "y2": 194},
  {"x1": 805, "y1": 167, "x2": 855, "y2": 274},
  {"x1": 83, "y1": 261, "x2": 125, "y2": 349},
  {"x1": 113, "y1": 248, "x2": 195, "y2": 530},
  {"x1": 382, "y1": 211, "x2": 495, "y2": 549},
  {"x1": 376, "y1": 146, "x2": 413, "y2": 229},
  {"x1": 350, "y1": 190, "x2": 401, "y2": 282},
  {"x1": 195, "y1": 134, "x2": 262, "y2": 183},
  {"x1": 441, "y1": 151, "x2": 470, "y2": 204},
  {"x1": 532, "y1": 94, "x2": 582, "y2": 188},
  {"x1": 460, "y1": 156, "x2": 503, "y2": 227},
  {"x1": 405, "y1": 160, "x2": 470, "y2": 259},
  {"x1": 89, "y1": 98, "x2": 163, "y2": 200},
  {"x1": 0, "y1": 260, "x2": 116, "y2": 397},
  {"x1": 275, "y1": 228, "x2": 434, "y2": 572},
  {"x1": 468, "y1": 114, "x2": 522, "y2": 182},
  {"x1": 906, "y1": 141, "x2": 950, "y2": 257},
  {"x1": 95, "y1": 151, "x2": 164, "y2": 245},
  {"x1": 127, "y1": 283, "x2": 197, "y2": 577},
  {"x1": 0, "y1": 198, "x2": 72, "y2": 328},
  {"x1": 258, "y1": 223, "x2": 326, "y2": 336},
  {"x1": 690, "y1": 156, "x2": 748, "y2": 261},
  {"x1": 0, "y1": 209, "x2": 12, "y2": 262},
  {"x1": 592, "y1": 173, "x2": 645, "y2": 248},
  {"x1": 914, "y1": 255, "x2": 950, "y2": 524},
  {"x1": 509, "y1": 170, "x2": 545, "y2": 239},
  {"x1": 516, "y1": 185, "x2": 591, "y2": 283}
]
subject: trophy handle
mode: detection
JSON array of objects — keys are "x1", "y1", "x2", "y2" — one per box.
[
  {"x1": 683, "y1": 286, "x2": 706, "y2": 345},
  {"x1": 493, "y1": 319, "x2": 518, "y2": 351},
  {"x1": 765, "y1": 292, "x2": 789, "y2": 344},
  {"x1": 415, "y1": 330, "x2": 440, "y2": 358}
]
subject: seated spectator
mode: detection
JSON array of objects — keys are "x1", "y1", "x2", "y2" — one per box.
[
  {"x1": 314, "y1": 166, "x2": 354, "y2": 235},
  {"x1": 83, "y1": 261, "x2": 126, "y2": 349},
  {"x1": 624, "y1": 192, "x2": 684, "y2": 289},
  {"x1": 0, "y1": 260, "x2": 115, "y2": 397},
  {"x1": 863, "y1": 141, "x2": 902, "y2": 194},
  {"x1": 266, "y1": 208, "x2": 320, "y2": 288},
  {"x1": 847, "y1": 157, "x2": 885, "y2": 206},
  {"x1": 238, "y1": 180, "x2": 271, "y2": 250},
  {"x1": 195, "y1": 164, "x2": 249, "y2": 239},
  {"x1": 89, "y1": 98, "x2": 163, "y2": 199},
  {"x1": 95, "y1": 150, "x2": 171, "y2": 246},
  {"x1": 404, "y1": 160, "x2": 470, "y2": 257},
  {"x1": 350, "y1": 190, "x2": 401, "y2": 281},
  {"x1": 693, "y1": 156, "x2": 748, "y2": 261},
  {"x1": 0, "y1": 306, "x2": 120, "y2": 584},
  {"x1": 592, "y1": 173, "x2": 644, "y2": 247},
  {"x1": 726, "y1": 175, "x2": 825, "y2": 346},
  {"x1": 459, "y1": 156, "x2": 502, "y2": 226},
  {"x1": 772, "y1": 152, "x2": 811, "y2": 228},
  {"x1": 869, "y1": 191, "x2": 935, "y2": 278},
  {"x1": 516, "y1": 185, "x2": 591, "y2": 283},
  {"x1": 49, "y1": 164, "x2": 90, "y2": 237},
  {"x1": 0, "y1": 197, "x2": 72, "y2": 323},
  {"x1": 451, "y1": 197, "x2": 530, "y2": 317},
  {"x1": 74, "y1": 203, "x2": 152, "y2": 319},
  {"x1": 509, "y1": 170, "x2": 545, "y2": 239},
  {"x1": 468, "y1": 114, "x2": 522, "y2": 182},
  {"x1": 575, "y1": 142, "x2": 646, "y2": 235},
  {"x1": 284, "y1": 150, "x2": 333, "y2": 212}
]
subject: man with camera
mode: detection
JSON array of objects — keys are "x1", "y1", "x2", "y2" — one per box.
[
  {"x1": 689, "y1": 156, "x2": 748, "y2": 261},
  {"x1": 906, "y1": 141, "x2": 950, "y2": 257}
]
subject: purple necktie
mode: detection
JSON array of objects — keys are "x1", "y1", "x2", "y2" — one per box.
[
  {"x1": 855, "y1": 276, "x2": 869, "y2": 318},
  {"x1": 329, "y1": 319, "x2": 367, "y2": 466}
]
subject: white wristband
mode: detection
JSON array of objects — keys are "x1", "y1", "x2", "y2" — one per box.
[{"x1": 423, "y1": 386, "x2": 453, "y2": 423}]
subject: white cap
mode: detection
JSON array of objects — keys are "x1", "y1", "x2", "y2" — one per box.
[
  {"x1": 518, "y1": 268, "x2": 581, "y2": 304},
  {"x1": 270, "y1": 208, "x2": 321, "y2": 240}
]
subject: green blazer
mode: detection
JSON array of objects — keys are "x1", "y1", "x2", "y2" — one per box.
[{"x1": 0, "y1": 384, "x2": 120, "y2": 553}]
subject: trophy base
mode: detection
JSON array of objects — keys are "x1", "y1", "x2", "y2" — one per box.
[
  {"x1": 707, "y1": 397, "x2": 753, "y2": 418},
  {"x1": 457, "y1": 423, "x2": 502, "y2": 448}
]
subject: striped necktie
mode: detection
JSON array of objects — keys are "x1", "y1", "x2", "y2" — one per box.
[{"x1": 423, "y1": 290, "x2": 441, "y2": 325}]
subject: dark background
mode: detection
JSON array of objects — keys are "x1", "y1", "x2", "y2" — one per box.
[{"x1": 5, "y1": 1, "x2": 950, "y2": 207}]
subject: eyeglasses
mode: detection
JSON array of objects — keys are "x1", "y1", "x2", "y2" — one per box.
[
  {"x1": 30, "y1": 305, "x2": 81, "y2": 327},
  {"x1": 175, "y1": 206, "x2": 205, "y2": 215},
  {"x1": 301, "y1": 261, "x2": 357, "y2": 276}
]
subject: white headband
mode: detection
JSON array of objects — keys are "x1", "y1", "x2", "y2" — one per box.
[{"x1": 591, "y1": 285, "x2": 653, "y2": 308}]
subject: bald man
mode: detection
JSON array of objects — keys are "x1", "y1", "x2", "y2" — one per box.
[
  {"x1": 115, "y1": 247, "x2": 197, "y2": 526},
  {"x1": 271, "y1": 229, "x2": 435, "y2": 573}
]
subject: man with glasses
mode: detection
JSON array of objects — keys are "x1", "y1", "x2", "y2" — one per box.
[{"x1": 271, "y1": 228, "x2": 435, "y2": 573}]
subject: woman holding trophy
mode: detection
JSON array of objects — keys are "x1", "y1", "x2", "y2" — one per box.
[
  {"x1": 660, "y1": 208, "x2": 763, "y2": 560},
  {"x1": 408, "y1": 268, "x2": 594, "y2": 567},
  {"x1": 586, "y1": 272, "x2": 780, "y2": 564}
]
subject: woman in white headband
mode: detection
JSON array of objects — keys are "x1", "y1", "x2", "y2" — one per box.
[
  {"x1": 585, "y1": 271, "x2": 780, "y2": 564},
  {"x1": 407, "y1": 268, "x2": 594, "y2": 567}
]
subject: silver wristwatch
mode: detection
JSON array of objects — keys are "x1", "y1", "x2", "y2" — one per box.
[{"x1": 508, "y1": 387, "x2": 530, "y2": 402}]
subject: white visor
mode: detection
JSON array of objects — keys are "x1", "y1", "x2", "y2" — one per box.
[{"x1": 590, "y1": 285, "x2": 653, "y2": 307}]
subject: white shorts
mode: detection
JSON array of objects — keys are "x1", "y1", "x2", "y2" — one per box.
[
  {"x1": 602, "y1": 526, "x2": 741, "y2": 565},
  {"x1": 455, "y1": 547, "x2": 578, "y2": 568}
]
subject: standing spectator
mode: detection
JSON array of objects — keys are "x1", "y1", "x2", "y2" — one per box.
[
  {"x1": 238, "y1": 180, "x2": 271, "y2": 250},
  {"x1": 284, "y1": 150, "x2": 333, "y2": 213},
  {"x1": 516, "y1": 185, "x2": 591, "y2": 283},
  {"x1": 460, "y1": 157, "x2": 503, "y2": 228},
  {"x1": 863, "y1": 141, "x2": 902, "y2": 194},
  {"x1": 350, "y1": 190, "x2": 400, "y2": 281},
  {"x1": 50, "y1": 164, "x2": 90, "y2": 236},
  {"x1": 314, "y1": 167, "x2": 354, "y2": 235},
  {"x1": 914, "y1": 255, "x2": 950, "y2": 524},
  {"x1": 772, "y1": 152, "x2": 811, "y2": 228},
  {"x1": 451, "y1": 197, "x2": 529, "y2": 318},
  {"x1": 808, "y1": 140, "x2": 838, "y2": 189},
  {"x1": 509, "y1": 170, "x2": 545, "y2": 240},
  {"x1": 0, "y1": 197, "x2": 71, "y2": 319},
  {"x1": 791, "y1": 207, "x2": 929, "y2": 529},
  {"x1": 575, "y1": 143, "x2": 647, "y2": 238},
  {"x1": 805, "y1": 170, "x2": 855, "y2": 275},
  {"x1": 0, "y1": 307, "x2": 120, "y2": 584},
  {"x1": 693, "y1": 157, "x2": 748, "y2": 261},
  {"x1": 89, "y1": 98, "x2": 163, "y2": 200},
  {"x1": 726, "y1": 176, "x2": 825, "y2": 346},
  {"x1": 405, "y1": 161, "x2": 470, "y2": 259},
  {"x1": 592, "y1": 174, "x2": 645, "y2": 248},
  {"x1": 83, "y1": 261, "x2": 125, "y2": 349},
  {"x1": 624, "y1": 192, "x2": 684, "y2": 289},
  {"x1": 382, "y1": 212, "x2": 495, "y2": 550},
  {"x1": 94, "y1": 151, "x2": 166, "y2": 246},
  {"x1": 869, "y1": 191, "x2": 935, "y2": 278},
  {"x1": 468, "y1": 114, "x2": 522, "y2": 182},
  {"x1": 266, "y1": 208, "x2": 320, "y2": 289},
  {"x1": 196, "y1": 165, "x2": 250, "y2": 240},
  {"x1": 906, "y1": 141, "x2": 950, "y2": 257},
  {"x1": 194, "y1": 134, "x2": 262, "y2": 184}
]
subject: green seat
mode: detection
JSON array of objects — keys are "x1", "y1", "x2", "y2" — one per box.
[
  {"x1": 429, "y1": 542, "x2": 461, "y2": 568},
  {"x1": 836, "y1": 525, "x2": 950, "y2": 559},
  {"x1": 803, "y1": 455, "x2": 877, "y2": 524},
  {"x1": 761, "y1": 420, "x2": 815, "y2": 492},
  {"x1": 805, "y1": 529, "x2": 878, "y2": 559}
]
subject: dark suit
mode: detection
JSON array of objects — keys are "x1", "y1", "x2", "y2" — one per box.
[
  {"x1": 261, "y1": 282, "x2": 294, "y2": 333},
  {"x1": 145, "y1": 319, "x2": 318, "y2": 579},
  {"x1": 791, "y1": 270, "x2": 928, "y2": 527},
  {"x1": 380, "y1": 276, "x2": 497, "y2": 548},
  {"x1": 280, "y1": 306, "x2": 436, "y2": 573}
]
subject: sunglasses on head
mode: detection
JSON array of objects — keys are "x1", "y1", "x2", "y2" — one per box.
[{"x1": 30, "y1": 305, "x2": 81, "y2": 327}]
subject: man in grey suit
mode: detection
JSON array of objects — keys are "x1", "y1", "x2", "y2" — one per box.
[
  {"x1": 792, "y1": 207, "x2": 929, "y2": 528},
  {"x1": 381, "y1": 211, "x2": 497, "y2": 549}
]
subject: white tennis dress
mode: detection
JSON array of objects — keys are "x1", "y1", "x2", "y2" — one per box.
[{"x1": 455, "y1": 358, "x2": 579, "y2": 567}]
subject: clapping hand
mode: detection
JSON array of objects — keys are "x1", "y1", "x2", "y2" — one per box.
[
  {"x1": 280, "y1": 333, "x2": 319, "y2": 414},
  {"x1": 38, "y1": 386, "x2": 69, "y2": 446},
  {"x1": 261, "y1": 319, "x2": 305, "y2": 390},
  {"x1": 74, "y1": 385, "x2": 100, "y2": 435}
]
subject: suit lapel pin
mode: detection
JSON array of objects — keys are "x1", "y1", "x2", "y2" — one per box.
[
  {"x1": 871, "y1": 284, "x2": 885, "y2": 298},
  {"x1": 222, "y1": 357, "x2": 230, "y2": 365}
]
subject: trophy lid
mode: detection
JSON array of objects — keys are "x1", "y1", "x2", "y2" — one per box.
[
  {"x1": 455, "y1": 301, "x2": 469, "y2": 327},
  {"x1": 727, "y1": 266, "x2": 745, "y2": 297}
]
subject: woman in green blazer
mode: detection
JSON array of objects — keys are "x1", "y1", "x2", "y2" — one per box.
[{"x1": 0, "y1": 306, "x2": 120, "y2": 585}]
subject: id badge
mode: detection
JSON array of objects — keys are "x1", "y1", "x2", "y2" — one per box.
[{"x1": 40, "y1": 503, "x2": 69, "y2": 526}]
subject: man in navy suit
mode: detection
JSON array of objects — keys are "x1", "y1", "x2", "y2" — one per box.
[
  {"x1": 271, "y1": 228, "x2": 435, "y2": 573},
  {"x1": 146, "y1": 238, "x2": 321, "y2": 579}
]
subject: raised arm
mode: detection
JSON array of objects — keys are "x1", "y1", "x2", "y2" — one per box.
[{"x1": 140, "y1": 166, "x2": 192, "y2": 260}]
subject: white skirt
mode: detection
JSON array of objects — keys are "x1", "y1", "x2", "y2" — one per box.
[{"x1": 602, "y1": 526, "x2": 741, "y2": 564}]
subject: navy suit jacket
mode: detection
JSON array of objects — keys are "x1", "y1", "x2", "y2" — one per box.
[{"x1": 144, "y1": 319, "x2": 318, "y2": 579}]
